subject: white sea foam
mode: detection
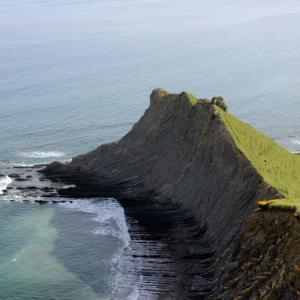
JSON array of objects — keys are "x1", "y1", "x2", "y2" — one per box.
[
  {"x1": 0, "y1": 175, "x2": 12, "y2": 195},
  {"x1": 291, "y1": 139, "x2": 300, "y2": 146},
  {"x1": 0, "y1": 192, "x2": 41, "y2": 203},
  {"x1": 18, "y1": 151, "x2": 65, "y2": 159},
  {"x1": 12, "y1": 162, "x2": 34, "y2": 167},
  {"x1": 127, "y1": 286, "x2": 140, "y2": 300},
  {"x1": 0, "y1": 161, "x2": 32, "y2": 169},
  {"x1": 59, "y1": 198, "x2": 130, "y2": 248},
  {"x1": 58, "y1": 198, "x2": 137, "y2": 299}
]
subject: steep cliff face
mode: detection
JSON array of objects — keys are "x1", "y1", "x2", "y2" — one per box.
[
  {"x1": 43, "y1": 89, "x2": 278, "y2": 252},
  {"x1": 215, "y1": 209, "x2": 300, "y2": 300},
  {"x1": 43, "y1": 89, "x2": 300, "y2": 297}
]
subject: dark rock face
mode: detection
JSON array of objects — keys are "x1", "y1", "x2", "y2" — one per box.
[
  {"x1": 9, "y1": 173, "x2": 21, "y2": 178},
  {"x1": 42, "y1": 89, "x2": 277, "y2": 294},
  {"x1": 117, "y1": 199, "x2": 216, "y2": 299},
  {"x1": 214, "y1": 210, "x2": 300, "y2": 300}
]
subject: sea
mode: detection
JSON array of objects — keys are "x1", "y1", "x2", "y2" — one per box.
[{"x1": 0, "y1": 0, "x2": 300, "y2": 299}]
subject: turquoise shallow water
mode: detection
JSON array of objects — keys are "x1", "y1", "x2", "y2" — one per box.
[
  {"x1": 1, "y1": 0, "x2": 300, "y2": 299},
  {"x1": 0, "y1": 202, "x2": 102, "y2": 300},
  {"x1": 0, "y1": 161, "x2": 134, "y2": 300},
  {"x1": 0, "y1": 194, "x2": 132, "y2": 299}
]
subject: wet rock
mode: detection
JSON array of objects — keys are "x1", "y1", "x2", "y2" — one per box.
[
  {"x1": 41, "y1": 193, "x2": 58, "y2": 198},
  {"x1": 16, "y1": 186, "x2": 37, "y2": 190},
  {"x1": 32, "y1": 164, "x2": 48, "y2": 169},
  {"x1": 40, "y1": 187, "x2": 54, "y2": 192},
  {"x1": 23, "y1": 186, "x2": 38, "y2": 190},
  {"x1": 9, "y1": 173, "x2": 21, "y2": 178},
  {"x1": 15, "y1": 177, "x2": 29, "y2": 182},
  {"x1": 13, "y1": 166, "x2": 29, "y2": 169},
  {"x1": 26, "y1": 175, "x2": 33, "y2": 179},
  {"x1": 35, "y1": 199, "x2": 48, "y2": 205},
  {"x1": 116, "y1": 200, "x2": 215, "y2": 298}
]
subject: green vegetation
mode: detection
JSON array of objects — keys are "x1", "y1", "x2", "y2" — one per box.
[
  {"x1": 158, "y1": 90, "x2": 300, "y2": 216},
  {"x1": 172, "y1": 90, "x2": 300, "y2": 216},
  {"x1": 259, "y1": 199, "x2": 300, "y2": 217},
  {"x1": 270, "y1": 199, "x2": 300, "y2": 217},
  {"x1": 211, "y1": 96, "x2": 228, "y2": 111},
  {"x1": 183, "y1": 92, "x2": 198, "y2": 105},
  {"x1": 182, "y1": 92, "x2": 228, "y2": 111},
  {"x1": 216, "y1": 106, "x2": 300, "y2": 215}
]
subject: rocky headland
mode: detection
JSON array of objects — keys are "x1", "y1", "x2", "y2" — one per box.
[{"x1": 42, "y1": 89, "x2": 300, "y2": 299}]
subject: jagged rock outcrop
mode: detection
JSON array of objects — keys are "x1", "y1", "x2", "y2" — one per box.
[{"x1": 43, "y1": 89, "x2": 285, "y2": 296}]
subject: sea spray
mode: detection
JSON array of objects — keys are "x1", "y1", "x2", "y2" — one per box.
[
  {"x1": 0, "y1": 176, "x2": 12, "y2": 195},
  {"x1": 291, "y1": 139, "x2": 300, "y2": 146}
]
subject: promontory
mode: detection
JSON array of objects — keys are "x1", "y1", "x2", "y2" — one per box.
[{"x1": 42, "y1": 89, "x2": 300, "y2": 299}]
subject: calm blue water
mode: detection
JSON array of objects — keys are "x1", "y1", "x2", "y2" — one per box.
[
  {"x1": 1, "y1": 0, "x2": 300, "y2": 299},
  {"x1": 1, "y1": 0, "x2": 300, "y2": 164}
]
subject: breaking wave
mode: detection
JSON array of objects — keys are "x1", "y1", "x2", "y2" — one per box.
[
  {"x1": 59, "y1": 198, "x2": 130, "y2": 248},
  {"x1": 291, "y1": 139, "x2": 300, "y2": 146},
  {"x1": 18, "y1": 151, "x2": 65, "y2": 159},
  {"x1": 0, "y1": 175, "x2": 12, "y2": 195}
]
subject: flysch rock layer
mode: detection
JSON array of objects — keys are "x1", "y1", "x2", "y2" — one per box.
[{"x1": 42, "y1": 89, "x2": 279, "y2": 295}]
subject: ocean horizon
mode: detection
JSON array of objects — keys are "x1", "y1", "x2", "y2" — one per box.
[
  {"x1": 1, "y1": 0, "x2": 300, "y2": 299},
  {"x1": 1, "y1": 0, "x2": 300, "y2": 165}
]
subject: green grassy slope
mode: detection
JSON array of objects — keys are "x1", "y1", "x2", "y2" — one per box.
[
  {"x1": 216, "y1": 106, "x2": 300, "y2": 216},
  {"x1": 269, "y1": 198, "x2": 300, "y2": 216}
]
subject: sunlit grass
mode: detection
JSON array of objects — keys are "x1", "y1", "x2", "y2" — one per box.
[
  {"x1": 270, "y1": 199, "x2": 300, "y2": 216},
  {"x1": 216, "y1": 106, "x2": 300, "y2": 215},
  {"x1": 258, "y1": 199, "x2": 300, "y2": 217},
  {"x1": 165, "y1": 91, "x2": 300, "y2": 215}
]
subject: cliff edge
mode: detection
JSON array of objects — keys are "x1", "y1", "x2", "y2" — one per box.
[{"x1": 43, "y1": 89, "x2": 300, "y2": 298}]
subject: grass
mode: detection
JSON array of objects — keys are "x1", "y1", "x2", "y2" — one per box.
[
  {"x1": 258, "y1": 199, "x2": 300, "y2": 217},
  {"x1": 184, "y1": 92, "x2": 199, "y2": 105},
  {"x1": 270, "y1": 199, "x2": 300, "y2": 216},
  {"x1": 165, "y1": 90, "x2": 300, "y2": 216},
  {"x1": 215, "y1": 106, "x2": 300, "y2": 216}
]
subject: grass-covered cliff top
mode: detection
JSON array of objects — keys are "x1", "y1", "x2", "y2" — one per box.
[
  {"x1": 154, "y1": 89, "x2": 300, "y2": 215},
  {"x1": 215, "y1": 106, "x2": 300, "y2": 216}
]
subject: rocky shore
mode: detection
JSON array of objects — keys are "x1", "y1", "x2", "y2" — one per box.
[{"x1": 117, "y1": 199, "x2": 216, "y2": 298}]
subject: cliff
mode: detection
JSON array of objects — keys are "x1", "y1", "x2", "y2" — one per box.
[
  {"x1": 215, "y1": 209, "x2": 300, "y2": 299},
  {"x1": 43, "y1": 89, "x2": 300, "y2": 297}
]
